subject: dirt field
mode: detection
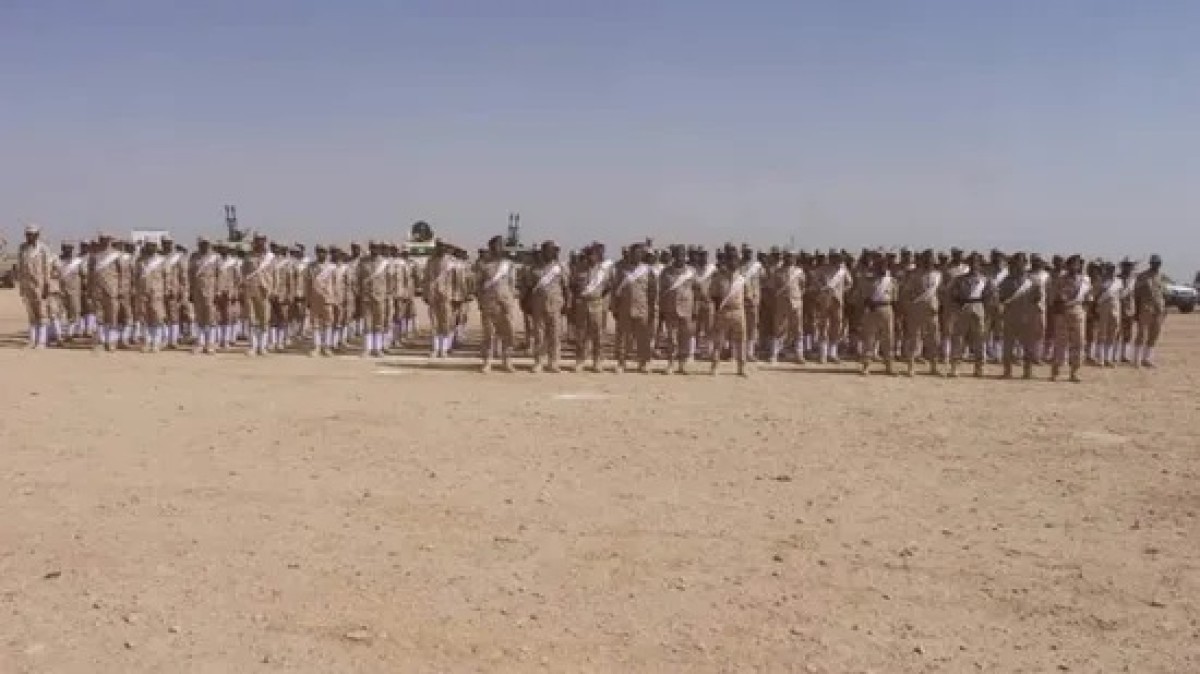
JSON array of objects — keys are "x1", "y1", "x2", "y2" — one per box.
[{"x1": 1, "y1": 290, "x2": 1197, "y2": 674}]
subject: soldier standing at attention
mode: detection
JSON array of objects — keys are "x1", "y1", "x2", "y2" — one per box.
[
  {"x1": 768, "y1": 250, "x2": 806, "y2": 364},
  {"x1": 658, "y1": 244, "x2": 699, "y2": 374},
  {"x1": 305, "y1": 245, "x2": 338, "y2": 356},
  {"x1": 948, "y1": 253, "x2": 991, "y2": 378},
  {"x1": 996, "y1": 253, "x2": 1043, "y2": 379},
  {"x1": 900, "y1": 249, "x2": 942, "y2": 376},
  {"x1": 938, "y1": 248, "x2": 968, "y2": 364},
  {"x1": 88, "y1": 233, "x2": 127, "y2": 352},
  {"x1": 612, "y1": 242, "x2": 656, "y2": 373},
  {"x1": 59, "y1": 242, "x2": 86, "y2": 342},
  {"x1": 189, "y1": 238, "x2": 221, "y2": 354},
  {"x1": 117, "y1": 241, "x2": 136, "y2": 347},
  {"x1": 356, "y1": 242, "x2": 391, "y2": 358},
  {"x1": 290, "y1": 245, "x2": 309, "y2": 347},
  {"x1": 1133, "y1": 254, "x2": 1167, "y2": 368},
  {"x1": 1050, "y1": 255, "x2": 1090, "y2": 382},
  {"x1": 812, "y1": 249, "x2": 852, "y2": 364},
  {"x1": 424, "y1": 241, "x2": 458, "y2": 358},
  {"x1": 985, "y1": 249, "x2": 1009, "y2": 362},
  {"x1": 1029, "y1": 254, "x2": 1051, "y2": 364},
  {"x1": 474, "y1": 236, "x2": 518, "y2": 372},
  {"x1": 241, "y1": 235, "x2": 276, "y2": 356},
  {"x1": 693, "y1": 248, "x2": 717, "y2": 360},
  {"x1": 159, "y1": 236, "x2": 186, "y2": 349},
  {"x1": 1092, "y1": 262, "x2": 1123, "y2": 367},
  {"x1": 709, "y1": 245, "x2": 749, "y2": 377},
  {"x1": 15, "y1": 224, "x2": 52, "y2": 349},
  {"x1": 330, "y1": 248, "x2": 351, "y2": 350},
  {"x1": 572, "y1": 245, "x2": 610, "y2": 372},
  {"x1": 739, "y1": 245, "x2": 764, "y2": 361},
  {"x1": 527, "y1": 241, "x2": 570, "y2": 373},
  {"x1": 135, "y1": 240, "x2": 169, "y2": 352},
  {"x1": 858, "y1": 252, "x2": 897, "y2": 376},
  {"x1": 1117, "y1": 258, "x2": 1137, "y2": 363}
]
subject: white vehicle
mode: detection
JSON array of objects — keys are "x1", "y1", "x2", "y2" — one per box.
[{"x1": 130, "y1": 229, "x2": 170, "y2": 246}]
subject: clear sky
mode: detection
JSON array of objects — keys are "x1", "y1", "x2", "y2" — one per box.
[{"x1": 2, "y1": 0, "x2": 1198, "y2": 273}]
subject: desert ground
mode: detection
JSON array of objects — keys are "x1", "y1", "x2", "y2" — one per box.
[{"x1": 0, "y1": 290, "x2": 1197, "y2": 674}]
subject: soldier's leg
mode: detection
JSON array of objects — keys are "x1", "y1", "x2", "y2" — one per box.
[
  {"x1": 588, "y1": 305, "x2": 605, "y2": 370},
  {"x1": 1068, "y1": 312, "x2": 1085, "y2": 380},
  {"x1": 827, "y1": 303, "x2": 844, "y2": 362},
  {"x1": 709, "y1": 316, "x2": 727, "y2": 374},
  {"x1": 744, "y1": 302, "x2": 758, "y2": 361},
  {"x1": 788, "y1": 306, "x2": 804, "y2": 364},
  {"x1": 677, "y1": 316, "x2": 695, "y2": 373},
  {"x1": 860, "y1": 310, "x2": 879, "y2": 374},
  {"x1": 546, "y1": 310, "x2": 562, "y2": 371},
  {"x1": 614, "y1": 315, "x2": 628, "y2": 372},
  {"x1": 970, "y1": 314, "x2": 986, "y2": 376},
  {"x1": 634, "y1": 316, "x2": 652, "y2": 371},
  {"x1": 731, "y1": 315, "x2": 748, "y2": 375}
]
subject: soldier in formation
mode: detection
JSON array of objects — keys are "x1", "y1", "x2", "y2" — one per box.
[{"x1": 11, "y1": 226, "x2": 1176, "y2": 382}]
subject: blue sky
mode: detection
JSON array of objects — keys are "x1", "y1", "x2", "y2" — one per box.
[{"x1": 2, "y1": 0, "x2": 1198, "y2": 273}]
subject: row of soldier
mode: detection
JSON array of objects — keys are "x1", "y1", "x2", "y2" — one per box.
[{"x1": 14, "y1": 225, "x2": 1169, "y2": 380}]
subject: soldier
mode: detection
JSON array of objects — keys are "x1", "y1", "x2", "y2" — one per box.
[
  {"x1": 333, "y1": 248, "x2": 353, "y2": 350},
  {"x1": 1117, "y1": 258, "x2": 1137, "y2": 363},
  {"x1": 812, "y1": 249, "x2": 852, "y2": 363},
  {"x1": 739, "y1": 245, "x2": 764, "y2": 361},
  {"x1": 215, "y1": 244, "x2": 240, "y2": 349},
  {"x1": 305, "y1": 246, "x2": 338, "y2": 356},
  {"x1": 984, "y1": 249, "x2": 1008, "y2": 362},
  {"x1": 160, "y1": 236, "x2": 188, "y2": 349},
  {"x1": 118, "y1": 241, "x2": 137, "y2": 347},
  {"x1": 612, "y1": 242, "x2": 657, "y2": 373},
  {"x1": 767, "y1": 250, "x2": 806, "y2": 364},
  {"x1": 79, "y1": 240, "x2": 96, "y2": 338},
  {"x1": 357, "y1": 242, "x2": 391, "y2": 358},
  {"x1": 241, "y1": 235, "x2": 276, "y2": 356},
  {"x1": 709, "y1": 245, "x2": 749, "y2": 376},
  {"x1": 948, "y1": 253, "x2": 991, "y2": 378},
  {"x1": 267, "y1": 243, "x2": 292, "y2": 352},
  {"x1": 452, "y1": 248, "x2": 474, "y2": 350},
  {"x1": 1050, "y1": 255, "x2": 1090, "y2": 382},
  {"x1": 527, "y1": 241, "x2": 570, "y2": 373},
  {"x1": 1030, "y1": 254, "x2": 1051, "y2": 364},
  {"x1": 16, "y1": 225, "x2": 54, "y2": 348},
  {"x1": 1133, "y1": 254, "x2": 1167, "y2": 367},
  {"x1": 424, "y1": 241, "x2": 459, "y2": 358},
  {"x1": 395, "y1": 248, "x2": 416, "y2": 344},
  {"x1": 58, "y1": 242, "x2": 87, "y2": 341},
  {"x1": 996, "y1": 252, "x2": 1044, "y2": 379},
  {"x1": 291, "y1": 244, "x2": 309, "y2": 346},
  {"x1": 474, "y1": 236, "x2": 518, "y2": 372},
  {"x1": 189, "y1": 238, "x2": 221, "y2": 354},
  {"x1": 858, "y1": 252, "x2": 898, "y2": 375},
  {"x1": 135, "y1": 240, "x2": 169, "y2": 352},
  {"x1": 88, "y1": 233, "x2": 128, "y2": 352},
  {"x1": 693, "y1": 248, "x2": 717, "y2": 359},
  {"x1": 900, "y1": 249, "x2": 942, "y2": 376},
  {"x1": 938, "y1": 248, "x2": 969, "y2": 363},
  {"x1": 1083, "y1": 260, "x2": 1102, "y2": 364},
  {"x1": 347, "y1": 242, "x2": 364, "y2": 340},
  {"x1": 658, "y1": 244, "x2": 699, "y2": 374},
  {"x1": 1092, "y1": 261, "x2": 1122, "y2": 367},
  {"x1": 572, "y1": 244, "x2": 610, "y2": 372}
]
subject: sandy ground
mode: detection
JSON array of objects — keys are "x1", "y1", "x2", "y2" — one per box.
[{"x1": 0, "y1": 290, "x2": 1197, "y2": 674}]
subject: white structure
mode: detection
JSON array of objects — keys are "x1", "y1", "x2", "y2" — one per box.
[{"x1": 130, "y1": 229, "x2": 170, "y2": 245}]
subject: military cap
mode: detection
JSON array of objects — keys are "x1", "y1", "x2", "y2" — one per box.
[
  {"x1": 24, "y1": 223, "x2": 40, "y2": 235},
  {"x1": 1149, "y1": 254, "x2": 1162, "y2": 264},
  {"x1": 315, "y1": 244, "x2": 328, "y2": 252}
]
